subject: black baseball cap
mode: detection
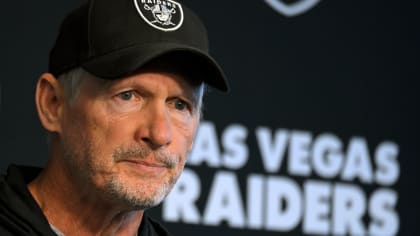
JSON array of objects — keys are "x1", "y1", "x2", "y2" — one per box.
[{"x1": 49, "y1": 0, "x2": 229, "y2": 92}]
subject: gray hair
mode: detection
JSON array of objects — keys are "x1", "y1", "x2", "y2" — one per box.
[{"x1": 57, "y1": 67, "x2": 93, "y2": 104}]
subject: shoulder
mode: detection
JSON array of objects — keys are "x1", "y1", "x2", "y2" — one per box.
[{"x1": 0, "y1": 165, "x2": 55, "y2": 236}]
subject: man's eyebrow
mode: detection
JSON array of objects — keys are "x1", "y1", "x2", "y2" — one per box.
[{"x1": 99, "y1": 78, "x2": 139, "y2": 93}]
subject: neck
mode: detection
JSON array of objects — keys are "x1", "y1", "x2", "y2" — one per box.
[{"x1": 28, "y1": 157, "x2": 143, "y2": 236}]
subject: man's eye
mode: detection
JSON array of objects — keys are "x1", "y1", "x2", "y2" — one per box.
[
  {"x1": 118, "y1": 91, "x2": 134, "y2": 100},
  {"x1": 174, "y1": 99, "x2": 188, "y2": 111}
]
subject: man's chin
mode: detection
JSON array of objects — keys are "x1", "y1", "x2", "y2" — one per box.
[
  {"x1": 128, "y1": 199, "x2": 161, "y2": 210},
  {"x1": 104, "y1": 178, "x2": 171, "y2": 210}
]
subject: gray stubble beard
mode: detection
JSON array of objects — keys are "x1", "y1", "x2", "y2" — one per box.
[
  {"x1": 106, "y1": 146, "x2": 183, "y2": 210},
  {"x1": 61, "y1": 138, "x2": 184, "y2": 210}
]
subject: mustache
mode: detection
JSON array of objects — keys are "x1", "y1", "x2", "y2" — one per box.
[{"x1": 112, "y1": 146, "x2": 179, "y2": 168}]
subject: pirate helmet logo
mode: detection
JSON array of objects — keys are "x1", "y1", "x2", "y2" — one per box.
[{"x1": 134, "y1": 0, "x2": 184, "y2": 31}]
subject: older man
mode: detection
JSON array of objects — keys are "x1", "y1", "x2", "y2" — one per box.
[{"x1": 0, "y1": 0, "x2": 228, "y2": 235}]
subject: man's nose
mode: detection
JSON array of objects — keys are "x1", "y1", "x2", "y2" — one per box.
[{"x1": 135, "y1": 103, "x2": 172, "y2": 148}]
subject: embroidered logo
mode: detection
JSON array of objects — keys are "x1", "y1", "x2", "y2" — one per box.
[{"x1": 134, "y1": 0, "x2": 184, "y2": 31}]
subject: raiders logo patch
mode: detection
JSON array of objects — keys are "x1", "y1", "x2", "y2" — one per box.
[{"x1": 134, "y1": 0, "x2": 184, "y2": 32}]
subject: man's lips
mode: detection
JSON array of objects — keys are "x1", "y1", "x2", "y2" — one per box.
[{"x1": 122, "y1": 159, "x2": 169, "y2": 169}]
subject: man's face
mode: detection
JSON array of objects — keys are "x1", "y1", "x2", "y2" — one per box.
[{"x1": 58, "y1": 69, "x2": 203, "y2": 209}]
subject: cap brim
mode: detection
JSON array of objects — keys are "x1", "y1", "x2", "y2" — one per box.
[{"x1": 81, "y1": 43, "x2": 229, "y2": 92}]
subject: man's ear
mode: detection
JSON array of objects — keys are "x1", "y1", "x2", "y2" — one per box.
[{"x1": 35, "y1": 73, "x2": 65, "y2": 133}]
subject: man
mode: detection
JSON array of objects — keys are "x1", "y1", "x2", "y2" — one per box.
[{"x1": 0, "y1": 0, "x2": 228, "y2": 235}]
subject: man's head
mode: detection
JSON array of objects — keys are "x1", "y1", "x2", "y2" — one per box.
[{"x1": 35, "y1": 0, "x2": 227, "y2": 210}]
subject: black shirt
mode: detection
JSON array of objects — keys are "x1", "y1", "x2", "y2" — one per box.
[{"x1": 0, "y1": 165, "x2": 171, "y2": 236}]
